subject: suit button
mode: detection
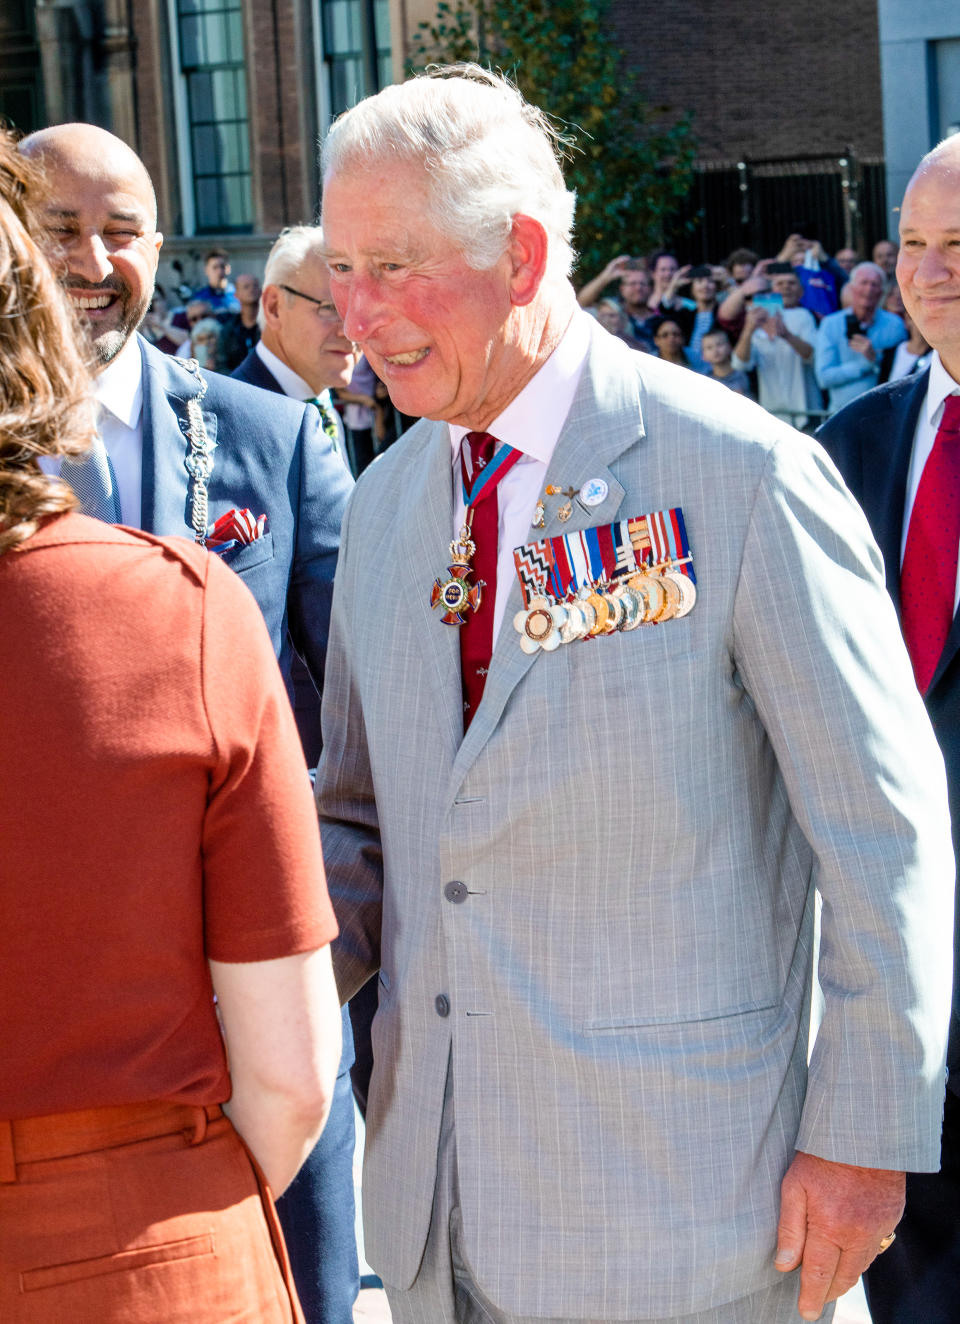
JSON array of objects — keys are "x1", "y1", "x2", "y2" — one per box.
[
  {"x1": 444, "y1": 880, "x2": 468, "y2": 903},
  {"x1": 435, "y1": 994, "x2": 450, "y2": 1018}
]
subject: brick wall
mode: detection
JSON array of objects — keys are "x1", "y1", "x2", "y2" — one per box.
[{"x1": 609, "y1": 0, "x2": 884, "y2": 162}]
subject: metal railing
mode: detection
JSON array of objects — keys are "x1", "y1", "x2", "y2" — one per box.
[{"x1": 672, "y1": 151, "x2": 888, "y2": 264}]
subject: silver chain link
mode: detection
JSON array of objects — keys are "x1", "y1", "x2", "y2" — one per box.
[{"x1": 181, "y1": 358, "x2": 213, "y2": 545}]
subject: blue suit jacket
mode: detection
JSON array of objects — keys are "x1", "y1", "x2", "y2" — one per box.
[
  {"x1": 139, "y1": 336, "x2": 353, "y2": 695},
  {"x1": 228, "y1": 346, "x2": 349, "y2": 766},
  {"x1": 818, "y1": 369, "x2": 960, "y2": 1095},
  {"x1": 231, "y1": 346, "x2": 283, "y2": 394}
]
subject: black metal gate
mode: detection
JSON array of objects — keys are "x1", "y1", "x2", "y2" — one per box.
[{"x1": 668, "y1": 151, "x2": 889, "y2": 264}]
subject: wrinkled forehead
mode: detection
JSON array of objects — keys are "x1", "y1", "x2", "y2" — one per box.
[{"x1": 320, "y1": 159, "x2": 440, "y2": 262}]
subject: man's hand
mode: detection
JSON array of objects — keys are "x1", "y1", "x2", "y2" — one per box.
[
  {"x1": 775, "y1": 1151, "x2": 904, "y2": 1321},
  {"x1": 601, "y1": 253, "x2": 633, "y2": 282},
  {"x1": 777, "y1": 233, "x2": 808, "y2": 264},
  {"x1": 740, "y1": 273, "x2": 771, "y2": 299},
  {"x1": 849, "y1": 333, "x2": 876, "y2": 363},
  {"x1": 661, "y1": 263, "x2": 692, "y2": 304}
]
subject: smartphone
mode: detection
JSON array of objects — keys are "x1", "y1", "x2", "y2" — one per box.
[
  {"x1": 752, "y1": 292, "x2": 783, "y2": 316},
  {"x1": 845, "y1": 312, "x2": 863, "y2": 340}
]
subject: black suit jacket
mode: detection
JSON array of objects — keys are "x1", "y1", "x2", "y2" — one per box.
[{"x1": 818, "y1": 370, "x2": 960, "y2": 1094}]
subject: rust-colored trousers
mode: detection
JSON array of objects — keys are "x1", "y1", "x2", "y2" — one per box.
[{"x1": 0, "y1": 1100, "x2": 306, "y2": 1323}]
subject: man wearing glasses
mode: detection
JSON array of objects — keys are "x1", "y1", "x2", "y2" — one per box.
[{"x1": 234, "y1": 225, "x2": 358, "y2": 469}]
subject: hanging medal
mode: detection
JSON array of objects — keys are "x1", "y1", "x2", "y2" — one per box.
[
  {"x1": 431, "y1": 438, "x2": 524, "y2": 626},
  {"x1": 431, "y1": 526, "x2": 485, "y2": 624}
]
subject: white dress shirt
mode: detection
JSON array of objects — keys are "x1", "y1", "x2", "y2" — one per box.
[
  {"x1": 256, "y1": 339, "x2": 315, "y2": 402},
  {"x1": 40, "y1": 336, "x2": 144, "y2": 527},
  {"x1": 901, "y1": 351, "x2": 960, "y2": 608},
  {"x1": 449, "y1": 310, "x2": 591, "y2": 643},
  {"x1": 254, "y1": 341, "x2": 348, "y2": 464}
]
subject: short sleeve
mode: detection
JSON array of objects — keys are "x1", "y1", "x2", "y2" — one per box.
[{"x1": 200, "y1": 553, "x2": 338, "y2": 962}]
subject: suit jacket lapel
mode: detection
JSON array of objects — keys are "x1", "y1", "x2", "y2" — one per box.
[
  {"x1": 139, "y1": 337, "x2": 219, "y2": 537},
  {"x1": 452, "y1": 330, "x2": 642, "y2": 784},
  {"x1": 396, "y1": 424, "x2": 464, "y2": 759},
  {"x1": 865, "y1": 371, "x2": 927, "y2": 617}
]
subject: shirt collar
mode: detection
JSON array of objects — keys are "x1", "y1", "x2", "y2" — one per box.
[
  {"x1": 94, "y1": 334, "x2": 143, "y2": 429},
  {"x1": 256, "y1": 339, "x2": 317, "y2": 401},
  {"x1": 926, "y1": 351, "x2": 960, "y2": 424},
  {"x1": 448, "y1": 309, "x2": 591, "y2": 466}
]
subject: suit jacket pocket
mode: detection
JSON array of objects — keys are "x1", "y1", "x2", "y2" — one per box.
[
  {"x1": 219, "y1": 531, "x2": 274, "y2": 575},
  {"x1": 582, "y1": 998, "x2": 779, "y2": 1032},
  {"x1": 21, "y1": 1232, "x2": 215, "y2": 1291}
]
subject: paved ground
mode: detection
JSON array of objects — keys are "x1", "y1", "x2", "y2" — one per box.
[{"x1": 350, "y1": 1106, "x2": 874, "y2": 1323}]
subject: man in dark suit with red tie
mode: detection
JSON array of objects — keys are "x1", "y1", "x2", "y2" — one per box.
[{"x1": 818, "y1": 131, "x2": 960, "y2": 1324}]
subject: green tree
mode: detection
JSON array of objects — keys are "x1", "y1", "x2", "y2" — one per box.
[{"x1": 407, "y1": 0, "x2": 697, "y2": 279}]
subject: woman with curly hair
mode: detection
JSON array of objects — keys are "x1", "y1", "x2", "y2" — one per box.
[{"x1": 0, "y1": 133, "x2": 342, "y2": 1323}]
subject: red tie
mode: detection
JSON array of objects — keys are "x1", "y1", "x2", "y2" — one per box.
[
  {"x1": 460, "y1": 432, "x2": 499, "y2": 730},
  {"x1": 901, "y1": 395, "x2": 960, "y2": 693}
]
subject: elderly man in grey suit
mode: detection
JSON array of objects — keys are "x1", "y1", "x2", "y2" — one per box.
[{"x1": 315, "y1": 66, "x2": 954, "y2": 1324}]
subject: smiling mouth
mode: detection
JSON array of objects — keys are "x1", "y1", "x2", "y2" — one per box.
[
  {"x1": 383, "y1": 348, "x2": 429, "y2": 366},
  {"x1": 67, "y1": 293, "x2": 117, "y2": 311}
]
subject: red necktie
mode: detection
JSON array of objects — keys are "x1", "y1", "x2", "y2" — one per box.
[
  {"x1": 901, "y1": 394, "x2": 960, "y2": 693},
  {"x1": 460, "y1": 432, "x2": 499, "y2": 730}
]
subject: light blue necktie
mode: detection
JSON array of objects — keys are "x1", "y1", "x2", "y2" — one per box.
[{"x1": 59, "y1": 436, "x2": 122, "y2": 523}]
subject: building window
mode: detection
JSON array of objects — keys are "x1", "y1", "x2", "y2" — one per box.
[
  {"x1": 933, "y1": 38, "x2": 960, "y2": 139},
  {"x1": 320, "y1": 0, "x2": 391, "y2": 119},
  {"x1": 175, "y1": 0, "x2": 252, "y2": 233},
  {"x1": 0, "y1": 1, "x2": 43, "y2": 133}
]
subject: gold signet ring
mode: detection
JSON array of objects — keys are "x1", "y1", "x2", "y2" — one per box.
[{"x1": 878, "y1": 1233, "x2": 896, "y2": 1254}]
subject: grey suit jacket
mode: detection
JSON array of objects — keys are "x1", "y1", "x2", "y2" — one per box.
[{"x1": 316, "y1": 319, "x2": 954, "y2": 1318}]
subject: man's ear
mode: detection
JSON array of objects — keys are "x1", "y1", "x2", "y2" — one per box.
[
  {"x1": 260, "y1": 284, "x2": 283, "y2": 329},
  {"x1": 508, "y1": 213, "x2": 549, "y2": 308}
]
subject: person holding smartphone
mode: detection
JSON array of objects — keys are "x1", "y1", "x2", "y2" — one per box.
[
  {"x1": 815, "y1": 262, "x2": 907, "y2": 414},
  {"x1": 734, "y1": 264, "x2": 821, "y2": 428}
]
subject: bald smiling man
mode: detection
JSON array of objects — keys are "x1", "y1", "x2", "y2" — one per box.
[
  {"x1": 19, "y1": 124, "x2": 358, "y2": 1324},
  {"x1": 819, "y1": 132, "x2": 960, "y2": 1324}
]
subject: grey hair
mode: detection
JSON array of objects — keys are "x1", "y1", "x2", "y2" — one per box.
[
  {"x1": 320, "y1": 64, "x2": 577, "y2": 278},
  {"x1": 849, "y1": 261, "x2": 887, "y2": 285},
  {"x1": 258, "y1": 224, "x2": 328, "y2": 331}
]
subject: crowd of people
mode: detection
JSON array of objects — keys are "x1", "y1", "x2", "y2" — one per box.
[
  {"x1": 2, "y1": 58, "x2": 960, "y2": 1324},
  {"x1": 577, "y1": 234, "x2": 930, "y2": 431}
]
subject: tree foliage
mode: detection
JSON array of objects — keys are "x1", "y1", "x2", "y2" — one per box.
[{"x1": 407, "y1": 0, "x2": 698, "y2": 279}]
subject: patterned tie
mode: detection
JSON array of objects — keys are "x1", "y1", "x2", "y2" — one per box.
[
  {"x1": 460, "y1": 432, "x2": 502, "y2": 730},
  {"x1": 306, "y1": 393, "x2": 341, "y2": 448},
  {"x1": 901, "y1": 394, "x2": 960, "y2": 693},
  {"x1": 59, "y1": 436, "x2": 122, "y2": 523}
]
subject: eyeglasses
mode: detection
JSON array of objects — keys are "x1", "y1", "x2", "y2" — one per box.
[{"x1": 279, "y1": 283, "x2": 340, "y2": 320}]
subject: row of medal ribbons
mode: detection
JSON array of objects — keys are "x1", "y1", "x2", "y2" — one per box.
[{"x1": 513, "y1": 561, "x2": 696, "y2": 655}]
